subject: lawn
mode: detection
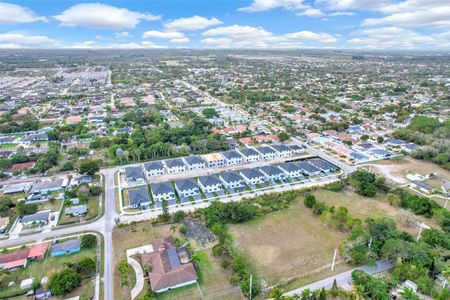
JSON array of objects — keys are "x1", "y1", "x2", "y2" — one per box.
[
  {"x1": 0, "y1": 245, "x2": 97, "y2": 299},
  {"x1": 229, "y1": 198, "x2": 349, "y2": 290},
  {"x1": 112, "y1": 221, "x2": 154, "y2": 300},
  {"x1": 157, "y1": 248, "x2": 242, "y2": 300}
]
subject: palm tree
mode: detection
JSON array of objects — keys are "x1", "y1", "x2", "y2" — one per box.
[
  {"x1": 400, "y1": 287, "x2": 419, "y2": 300},
  {"x1": 350, "y1": 285, "x2": 365, "y2": 300},
  {"x1": 169, "y1": 225, "x2": 177, "y2": 233},
  {"x1": 269, "y1": 288, "x2": 284, "y2": 300}
]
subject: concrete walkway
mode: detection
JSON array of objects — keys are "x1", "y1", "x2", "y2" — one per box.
[
  {"x1": 127, "y1": 256, "x2": 145, "y2": 299},
  {"x1": 283, "y1": 260, "x2": 394, "y2": 297}
]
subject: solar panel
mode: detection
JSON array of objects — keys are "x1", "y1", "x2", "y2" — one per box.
[{"x1": 167, "y1": 247, "x2": 181, "y2": 268}]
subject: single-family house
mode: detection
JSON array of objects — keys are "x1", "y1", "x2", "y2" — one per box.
[
  {"x1": 256, "y1": 146, "x2": 277, "y2": 160},
  {"x1": 20, "y1": 211, "x2": 50, "y2": 226},
  {"x1": 151, "y1": 182, "x2": 176, "y2": 202},
  {"x1": 30, "y1": 180, "x2": 63, "y2": 194},
  {"x1": 184, "y1": 156, "x2": 206, "y2": 171},
  {"x1": 203, "y1": 153, "x2": 225, "y2": 168},
  {"x1": 240, "y1": 169, "x2": 265, "y2": 185},
  {"x1": 50, "y1": 239, "x2": 81, "y2": 257},
  {"x1": 165, "y1": 159, "x2": 186, "y2": 174},
  {"x1": 219, "y1": 171, "x2": 244, "y2": 189},
  {"x1": 198, "y1": 175, "x2": 223, "y2": 193},
  {"x1": 128, "y1": 186, "x2": 152, "y2": 209},
  {"x1": 410, "y1": 180, "x2": 434, "y2": 194},
  {"x1": 2, "y1": 182, "x2": 31, "y2": 194},
  {"x1": 270, "y1": 144, "x2": 293, "y2": 157},
  {"x1": 175, "y1": 179, "x2": 199, "y2": 198},
  {"x1": 237, "y1": 148, "x2": 260, "y2": 163},
  {"x1": 141, "y1": 236, "x2": 198, "y2": 293},
  {"x1": 370, "y1": 149, "x2": 393, "y2": 159},
  {"x1": 144, "y1": 161, "x2": 165, "y2": 177},
  {"x1": 221, "y1": 150, "x2": 243, "y2": 166},
  {"x1": 65, "y1": 205, "x2": 88, "y2": 217},
  {"x1": 259, "y1": 165, "x2": 285, "y2": 182}
]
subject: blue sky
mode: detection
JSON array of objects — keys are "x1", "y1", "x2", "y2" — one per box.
[{"x1": 0, "y1": 0, "x2": 449, "y2": 49}]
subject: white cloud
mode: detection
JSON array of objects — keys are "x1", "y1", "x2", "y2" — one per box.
[
  {"x1": 115, "y1": 31, "x2": 132, "y2": 39},
  {"x1": 0, "y1": 2, "x2": 47, "y2": 24},
  {"x1": 238, "y1": 0, "x2": 305, "y2": 12},
  {"x1": 297, "y1": 8, "x2": 326, "y2": 17},
  {"x1": 142, "y1": 30, "x2": 185, "y2": 39},
  {"x1": 362, "y1": 0, "x2": 450, "y2": 28},
  {"x1": 69, "y1": 40, "x2": 167, "y2": 49},
  {"x1": 170, "y1": 37, "x2": 190, "y2": 44},
  {"x1": 201, "y1": 25, "x2": 338, "y2": 48},
  {"x1": 348, "y1": 27, "x2": 450, "y2": 49},
  {"x1": 317, "y1": 0, "x2": 392, "y2": 11},
  {"x1": 164, "y1": 15, "x2": 222, "y2": 31},
  {"x1": 54, "y1": 3, "x2": 160, "y2": 29},
  {"x1": 0, "y1": 32, "x2": 58, "y2": 47}
]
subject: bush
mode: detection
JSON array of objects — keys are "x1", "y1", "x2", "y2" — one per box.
[
  {"x1": 173, "y1": 210, "x2": 186, "y2": 223},
  {"x1": 327, "y1": 181, "x2": 344, "y2": 192},
  {"x1": 179, "y1": 225, "x2": 187, "y2": 235},
  {"x1": 48, "y1": 268, "x2": 81, "y2": 296},
  {"x1": 303, "y1": 193, "x2": 316, "y2": 208},
  {"x1": 81, "y1": 234, "x2": 97, "y2": 249},
  {"x1": 312, "y1": 201, "x2": 326, "y2": 215}
]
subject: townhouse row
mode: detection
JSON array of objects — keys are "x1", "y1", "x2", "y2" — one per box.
[
  {"x1": 126, "y1": 157, "x2": 338, "y2": 209},
  {"x1": 124, "y1": 144, "x2": 305, "y2": 185}
]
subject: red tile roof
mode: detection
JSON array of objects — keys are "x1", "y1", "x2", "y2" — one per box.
[{"x1": 10, "y1": 162, "x2": 35, "y2": 172}]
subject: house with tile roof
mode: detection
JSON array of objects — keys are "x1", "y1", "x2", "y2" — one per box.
[{"x1": 140, "y1": 236, "x2": 198, "y2": 293}]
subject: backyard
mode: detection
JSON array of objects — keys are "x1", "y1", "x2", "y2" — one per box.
[{"x1": 0, "y1": 243, "x2": 97, "y2": 299}]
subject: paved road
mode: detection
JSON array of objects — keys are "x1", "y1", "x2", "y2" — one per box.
[{"x1": 283, "y1": 260, "x2": 394, "y2": 297}]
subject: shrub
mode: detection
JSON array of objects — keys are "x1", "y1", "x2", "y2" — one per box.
[
  {"x1": 173, "y1": 210, "x2": 186, "y2": 223},
  {"x1": 303, "y1": 193, "x2": 316, "y2": 208},
  {"x1": 81, "y1": 234, "x2": 97, "y2": 248}
]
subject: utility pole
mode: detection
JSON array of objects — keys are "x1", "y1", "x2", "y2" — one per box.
[
  {"x1": 331, "y1": 248, "x2": 338, "y2": 271},
  {"x1": 249, "y1": 274, "x2": 253, "y2": 299}
]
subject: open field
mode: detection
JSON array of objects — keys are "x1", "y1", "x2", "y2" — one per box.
[
  {"x1": 229, "y1": 189, "x2": 438, "y2": 291},
  {"x1": 371, "y1": 157, "x2": 450, "y2": 186},
  {"x1": 229, "y1": 198, "x2": 349, "y2": 289}
]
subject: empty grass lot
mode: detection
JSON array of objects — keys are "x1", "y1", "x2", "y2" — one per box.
[{"x1": 229, "y1": 189, "x2": 438, "y2": 291}]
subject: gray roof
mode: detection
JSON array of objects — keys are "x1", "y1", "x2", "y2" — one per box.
[
  {"x1": 51, "y1": 239, "x2": 81, "y2": 253},
  {"x1": 256, "y1": 146, "x2": 277, "y2": 155},
  {"x1": 184, "y1": 156, "x2": 205, "y2": 166},
  {"x1": 270, "y1": 144, "x2": 291, "y2": 152},
  {"x1": 165, "y1": 158, "x2": 185, "y2": 168},
  {"x1": 198, "y1": 175, "x2": 221, "y2": 187},
  {"x1": 237, "y1": 147, "x2": 259, "y2": 157},
  {"x1": 296, "y1": 161, "x2": 320, "y2": 173},
  {"x1": 289, "y1": 144, "x2": 302, "y2": 151},
  {"x1": 221, "y1": 150, "x2": 243, "y2": 160},
  {"x1": 144, "y1": 161, "x2": 164, "y2": 171},
  {"x1": 128, "y1": 186, "x2": 151, "y2": 206},
  {"x1": 260, "y1": 165, "x2": 284, "y2": 176},
  {"x1": 411, "y1": 180, "x2": 434, "y2": 191},
  {"x1": 370, "y1": 149, "x2": 392, "y2": 156},
  {"x1": 307, "y1": 158, "x2": 337, "y2": 171},
  {"x1": 30, "y1": 180, "x2": 63, "y2": 193},
  {"x1": 151, "y1": 182, "x2": 174, "y2": 195},
  {"x1": 240, "y1": 168, "x2": 264, "y2": 179},
  {"x1": 21, "y1": 211, "x2": 49, "y2": 223},
  {"x1": 220, "y1": 171, "x2": 244, "y2": 183},
  {"x1": 175, "y1": 179, "x2": 198, "y2": 191},
  {"x1": 279, "y1": 162, "x2": 302, "y2": 172},
  {"x1": 65, "y1": 205, "x2": 87, "y2": 215},
  {"x1": 125, "y1": 166, "x2": 144, "y2": 179}
]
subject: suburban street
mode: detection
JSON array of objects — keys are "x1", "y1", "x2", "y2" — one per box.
[
  {"x1": 0, "y1": 153, "x2": 345, "y2": 300},
  {"x1": 283, "y1": 261, "x2": 394, "y2": 297}
]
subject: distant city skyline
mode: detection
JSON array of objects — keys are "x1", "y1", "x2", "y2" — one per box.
[{"x1": 0, "y1": 0, "x2": 449, "y2": 50}]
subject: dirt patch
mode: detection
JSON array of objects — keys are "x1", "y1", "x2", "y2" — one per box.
[{"x1": 184, "y1": 218, "x2": 215, "y2": 248}]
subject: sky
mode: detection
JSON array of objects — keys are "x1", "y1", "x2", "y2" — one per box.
[{"x1": 0, "y1": 0, "x2": 449, "y2": 50}]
